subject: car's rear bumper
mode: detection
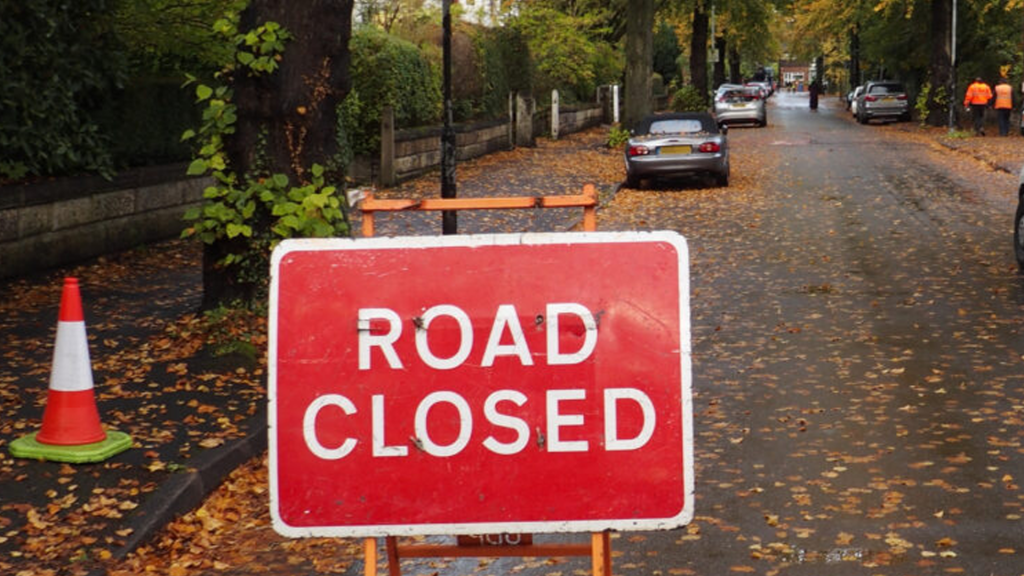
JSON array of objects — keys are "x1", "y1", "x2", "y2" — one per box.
[
  {"x1": 625, "y1": 153, "x2": 728, "y2": 178},
  {"x1": 715, "y1": 108, "x2": 765, "y2": 125},
  {"x1": 863, "y1": 104, "x2": 908, "y2": 118}
]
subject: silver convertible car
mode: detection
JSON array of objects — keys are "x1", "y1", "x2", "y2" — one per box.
[{"x1": 624, "y1": 112, "x2": 730, "y2": 188}]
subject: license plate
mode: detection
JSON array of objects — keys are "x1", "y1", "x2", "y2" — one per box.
[
  {"x1": 660, "y1": 145, "x2": 691, "y2": 155},
  {"x1": 882, "y1": 96, "x2": 895, "y2": 102}
]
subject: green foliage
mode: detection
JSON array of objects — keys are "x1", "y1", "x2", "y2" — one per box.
[
  {"x1": 182, "y1": 14, "x2": 348, "y2": 288},
  {"x1": 111, "y1": 0, "x2": 244, "y2": 74},
  {"x1": 97, "y1": 77, "x2": 198, "y2": 167},
  {"x1": 332, "y1": 90, "x2": 362, "y2": 175},
  {"x1": 347, "y1": 25, "x2": 442, "y2": 156},
  {"x1": 607, "y1": 124, "x2": 630, "y2": 148},
  {"x1": 589, "y1": 41, "x2": 625, "y2": 95},
  {"x1": 0, "y1": 0, "x2": 126, "y2": 180},
  {"x1": 915, "y1": 82, "x2": 947, "y2": 127},
  {"x1": 473, "y1": 25, "x2": 533, "y2": 118},
  {"x1": 652, "y1": 21, "x2": 681, "y2": 86},
  {"x1": 510, "y1": 6, "x2": 616, "y2": 102},
  {"x1": 670, "y1": 85, "x2": 707, "y2": 112},
  {"x1": 915, "y1": 83, "x2": 929, "y2": 126}
]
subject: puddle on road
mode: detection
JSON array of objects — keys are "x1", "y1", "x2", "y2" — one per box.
[
  {"x1": 770, "y1": 138, "x2": 812, "y2": 146},
  {"x1": 777, "y1": 547, "x2": 909, "y2": 565}
]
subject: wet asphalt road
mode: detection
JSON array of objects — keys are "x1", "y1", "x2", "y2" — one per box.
[
  {"x1": 605, "y1": 93, "x2": 1024, "y2": 575},
  {"x1": 379, "y1": 93, "x2": 1024, "y2": 576}
]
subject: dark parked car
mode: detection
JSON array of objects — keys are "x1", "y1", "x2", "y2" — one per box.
[
  {"x1": 624, "y1": 112, "x2": 730, "y2": 189},
  {"x1": 856, "y1": 81, "x2": 910, "y2": 124}
]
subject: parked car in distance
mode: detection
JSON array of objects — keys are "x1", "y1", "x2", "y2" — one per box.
[
  {"x1": 714, "y1": 86, "x2": 767, "y2": 127},
  {"x1": 1015, "y1": 165, "x2": 1024, "y2": 268},
  {"x1": 849, "y1": 86, "x2": 865, "y2": 116},
  {"x1": 624, "y1": 112, "x2": 730, "y2": 189},
  {"x1": 856, "y1": 81, "x2": 910, "y2": 124},
  {"x1": 745, "y1": 81, "x2": 773, "y2": 99},
  {"x1": 714, "y1": 83, "x2": 744, "y2": 100}
]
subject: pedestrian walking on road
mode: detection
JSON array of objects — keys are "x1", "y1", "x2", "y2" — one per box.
[
  {"x1": 993, "y1": 76, "x2": 1013, "y2": 136},
  {"x1": 964, "y1": 77, "x2": 993, "y2": 136},
  {"x1": 809, "y1": 80, "x2": 820, "y2": 111}
]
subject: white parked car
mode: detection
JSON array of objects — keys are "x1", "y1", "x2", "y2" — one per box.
[{"x1": 849, "y1": 86, "x2": 864, "y2": 117}]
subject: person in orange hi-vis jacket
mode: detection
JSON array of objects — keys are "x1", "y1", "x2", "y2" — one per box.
[
  {"x1": 964, "y1": 77, "x2": 993, "y2": 136},
  {"x1": 993, "y1": 77, "x2": 1013, "y2": 136}
]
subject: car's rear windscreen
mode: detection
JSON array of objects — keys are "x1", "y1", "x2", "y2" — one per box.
[
  {"x1": 650, "y1": 120, "x2": 705, "y2": 134},
  {"x1": 869, "y1": 84, "x2": 904, "y2": 94}
]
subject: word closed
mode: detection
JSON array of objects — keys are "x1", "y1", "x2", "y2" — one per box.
[{"x1": 269, "y1": 232, "x2": 694, "y2": 538}]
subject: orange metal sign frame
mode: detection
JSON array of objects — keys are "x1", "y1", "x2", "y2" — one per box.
[
  {"x1": 360, "y1": 184, "x2": 599, "y2": 237},
  {"x1": 358, "y1": 184, "x2": 609, "y2": 576}
]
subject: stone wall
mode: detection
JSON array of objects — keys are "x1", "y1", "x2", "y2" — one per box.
[
  {"x1": 370, "y1": 103, "x2": 607, "y2": 186},
  {"x1": 393, "y1": 119, "x2": 511, "y2": 182},
  {"x1": 0, "y1": 164, "x2": 205, "y2": 279}
]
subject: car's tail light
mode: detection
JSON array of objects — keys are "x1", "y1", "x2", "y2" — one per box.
[
  {"x1": 627, "y1": 145, "x2": 650, "y2": 157},
  {"x1": 896, "y1": 94, "x2": 907, "y2": 100},
  {"x1": 865, "y1": 95, "x2": 878, "y2": 102},
  {"x1": 698, "y1": 142, "x2": 720, "y2": 153}
]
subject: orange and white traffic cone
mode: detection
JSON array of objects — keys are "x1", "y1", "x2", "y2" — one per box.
[{"x1": 9, "y1": 278, "x2": 132, "y2": 463}]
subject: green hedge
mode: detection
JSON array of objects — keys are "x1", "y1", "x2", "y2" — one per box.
[
  {"x1": 344, "y1": 26, "x2": 442, "y2": 157},
  {"x1": 97, "y1": 77, "x2": 198, "y2": 167},
  {"x1": 0, "y1": 0, "x2": 125, "y2": 180},
  {"x1": 472, "y1": 26, "x2": 532, "y2": 119}
]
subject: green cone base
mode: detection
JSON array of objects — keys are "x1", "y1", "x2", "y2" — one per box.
[{"x1": 9, "y1": 430, "x2": 132, "y2": 463}]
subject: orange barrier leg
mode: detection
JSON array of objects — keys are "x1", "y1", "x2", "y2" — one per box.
[
  {"x1": 386, "y1": 536, "x2": 402, "y2": 576},
  {"x1": 591, "y1": 532, "x2": 611, "y2": 576},
  {"x1": 364, "y1": 538, "x2": 378, "y2": 576}
]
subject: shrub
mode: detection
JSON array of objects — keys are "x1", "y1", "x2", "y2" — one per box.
[
  {"x1": 0, "y1": 1, "x2": 125, "y2": 180},
  {"x1": 97, "y1": 77, "x2": 198, "y2": 167},
  {"x1": 346, "y1": 26, "x2": 442, "y2": 156},
  {"x1": 474, "y1": 25, "x2": 532, "y2": 118},
  {"x1": 915, "y1": 82, "x2": 947, "y2": 127},
  {"x1": 671, "y1": 85, "x2": 707, "y2": 112},
  {"x1": 607, "y1": 124, "x2": 630, "y2": 148}
]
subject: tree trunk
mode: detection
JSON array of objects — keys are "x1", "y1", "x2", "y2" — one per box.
[
  {"x1": 204, "y1": 0, "x2": 355, "y2": 309},
  {"x1": 690, "y1": 3, "x2": 709, "y2": 106},
  {"x1": 729, "y1": 47, "x2": 741, "y2": 85},
  {"x1": 623, "y1": 0, "x2": 654, "y2": 129},
  {"x1": 927, "y1": 0, "x2": 952, "y2": 126},
  {"x1": 713, "y1": 36, "x2": 726, "y2": 89}
]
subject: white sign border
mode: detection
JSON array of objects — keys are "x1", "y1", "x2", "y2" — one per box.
[{"x1": 268, "y1": 231, "x2": 693, "y2": 538}]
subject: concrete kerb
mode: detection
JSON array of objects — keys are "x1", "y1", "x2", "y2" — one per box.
[
  {"x1": 934, "y1": 139, "x2": 1018, "y2": 175},
  {"x1": 86, "y1": 408, "x2": 268, "y2": 576}
]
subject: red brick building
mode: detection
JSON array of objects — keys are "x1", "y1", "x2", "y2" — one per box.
[{"x1": 780, "y1": 60, "x2": 811, "y2": 90}]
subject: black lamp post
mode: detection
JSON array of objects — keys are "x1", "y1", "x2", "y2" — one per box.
[
  {"x1": 948, "y1": 0, "x2": 957, "y2": 131},
  {"x1": 441, "y1": 0, "x2": 457, "y2": 235}
]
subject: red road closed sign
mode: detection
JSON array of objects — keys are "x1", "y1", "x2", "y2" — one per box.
[{"x1": 269, "y1": 232, "x2": 693, "y2": 538}]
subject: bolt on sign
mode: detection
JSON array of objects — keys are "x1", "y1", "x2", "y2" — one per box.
[{"x1": 269, "y1": 232, "x2": 694, "y2": 538}]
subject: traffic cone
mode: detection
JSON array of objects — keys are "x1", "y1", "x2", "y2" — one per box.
[{"x1": 9, "y1": 278, "x2": 132, "y2": 463}]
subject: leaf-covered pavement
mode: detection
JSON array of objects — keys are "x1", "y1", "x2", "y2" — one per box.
[{"x1": 0, "y1": 242, "x2": 266, "y2": 575}]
